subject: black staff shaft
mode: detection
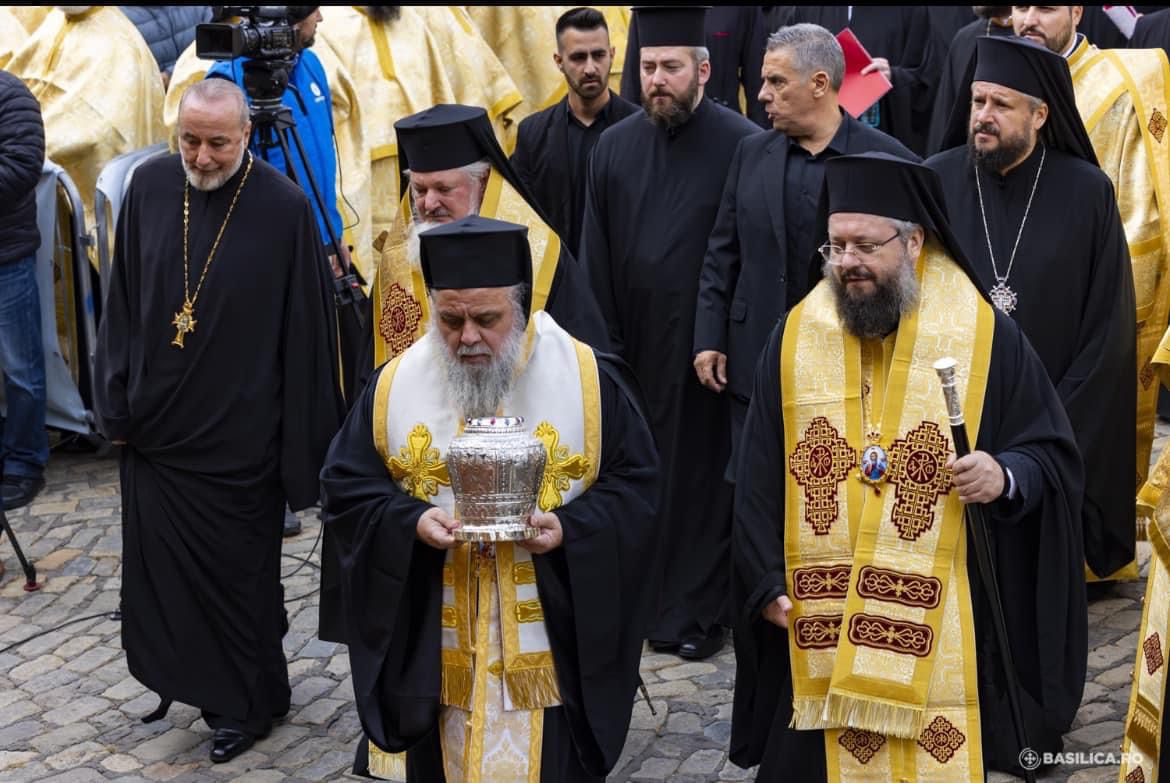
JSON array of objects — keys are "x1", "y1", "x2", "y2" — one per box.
[
  {"x1": 0, "y1": 506, "x2": 39, "y2": 591},
  {"x1": 934, "y1": 358, "x2": 1035, "y2": 783}
]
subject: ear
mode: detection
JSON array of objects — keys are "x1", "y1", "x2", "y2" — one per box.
[
  {"x1": 811, "y1": 69, "x2": 830, "y2": 99},
  {"x1": 907, "y1": 225, "x2": 925, "y2": 260},
  {"x1": 242, "y1": 120, "x2": 253, "y2": 139},
  {"x1": 553, "y1": 51, "x2": 563, "y2": 72},
  {"x1": 1071, "y1": 6, "x2": 1083, "y2": 28},
  {"x1": 697, "y1": 57, "x2": 712, "y2": 86},
  {"x1": 1032, "y1": 101, "x2": 1049, "y2": 131}
]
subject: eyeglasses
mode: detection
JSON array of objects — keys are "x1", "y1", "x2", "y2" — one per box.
[{"x1": 817, "y1": 233, "x2": 901, "y2": 265}]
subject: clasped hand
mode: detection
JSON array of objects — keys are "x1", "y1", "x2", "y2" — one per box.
[
  {"x1": 416, "y1": 508, "x2": 564, "y2": 554},
  {"x1": 946, "y1": 451, "x2": 1004, "y2": 504}
]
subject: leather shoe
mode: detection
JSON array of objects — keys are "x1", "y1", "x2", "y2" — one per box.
[
  {"x1": 210, "y1": 728, "x2": 255, "y2": 763},
  {"x1": 678, "y1": 627, "x2": 725, "y2": 660},
  {"x1": 1, "y1": 475, "x2": 44, "y2": 510},
  {"x1": 282, "y1": 507, "x2": 302, "y2": 537}
]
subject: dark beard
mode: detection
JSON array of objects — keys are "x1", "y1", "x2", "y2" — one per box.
[
  {"x1": 641, "y1": 80, "x2": 699, "y2": 131},
  {"x1": 366, "y1": 6, "x2": 402, "y2": 24},
  {"x1": 967, "y1": 124, "x2": 1032, "y2": 174},
  {"x1": 826, "y1": 255, "x2": 919, "y2": 339}
]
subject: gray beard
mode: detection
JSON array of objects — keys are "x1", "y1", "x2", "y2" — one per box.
[
  {"x1": 825, "y1": 254, "x2": 920, "y2": 339},
  {"x1": 182, "y1": 147, "x2": 246, "y2": 192},
  {"x1": 428, "y1": 315, "x2": 525, "y2": 419},
  {"x1": 405, "y1": 220, "x2": 444, "y2": 270}
]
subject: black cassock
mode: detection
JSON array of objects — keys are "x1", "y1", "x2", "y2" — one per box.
[
  {"x1": 94, "y1": 154, "x2": 344, "y2": 734},
  {"x1": 580, "y1": 99, "x2": 759, "y2": 644},
  {"x1": 731, "y1": 309, "x2": 1087, "y2": 779},
  {"x1": 321, "y1": 355, "x2": 659, "y2": 781},
  {"x1": 928, "y1": 145, "x2": 1136, "y2": 578},
  {"x1": 774, "y1": 6, "x2": 943, "y2": 155}
]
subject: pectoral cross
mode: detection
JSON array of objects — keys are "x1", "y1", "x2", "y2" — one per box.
[{"x1": 171, "y1": 301, "x2": 197, "y2": 348}]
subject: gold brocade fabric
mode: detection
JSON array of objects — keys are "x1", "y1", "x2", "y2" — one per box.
[
  {"x1": 371, "y1": 170, "x2": 562, "y2": 369},
  {"x1": 1069, "y1": 40, "x2": 1170, "y2": 546},
  {"x1": 162, "y1": 34, "x2": 374, "y2": 282},
  {"x1": 7, "y1": 7, "x2": 166, "y2": 238},
  {"x1": 411, "y1": 6, "x2": 524, "y2": 151},
  {"x1": 317, "y1": 7, "x2": 459, "y2": 260},
  {"x1": 3, "y1": 5, "x2": 48, "y2": 35},
  {"x1": 0, "y1": 8, "x2": 25, "y2": 68},
  {"x1": 1119, "y1": 495, "x2": 1170, "y2": 782},
  {"x1": 782, "y1": 244, "x2": 991, "y2": 780}
]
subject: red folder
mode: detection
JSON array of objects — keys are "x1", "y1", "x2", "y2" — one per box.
[{"x1": 835, "y1": 28, "x2": 893, "y2": 118}]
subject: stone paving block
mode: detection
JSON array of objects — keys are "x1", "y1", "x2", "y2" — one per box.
[
  {"x1": 1067, "y1": 769, "x2": 1121, "y2": 782},
  {"x1": 33, "y1": 769, "x2": 108, "y2": 783},
  {"x1": 298, "y1": 639, "x2": 338, "y2": 659},
  {"x1": 44, "y1": 740, "x2": 107, "y2": 770},
  {"x1": 629, "y1": 699, "x2": 668, "y2": 731},
  {"x1": 1066, "y1": 720, "x2": 1124, "y2": 748},
  {"x1": 0, "y1": 700, "x2": 39, "y2": 728},
  {"x1": 645, "y1": 679, "x2": 697, "y2": 698},
  {"x1": 20, "y1": 666, "x2": 81, "y2": 696},
  {"x1": 101, "y1": 753, "x2": 144, "y2": 773},
  {"x1": 704, "y1": 720, "x2": 733, "y2": 744},
  {"x1": 298, "y1": 750, "x2": 354, "y2": 781},
  {"x1": 133, "y1": 727, "x2": 206, "y2": 764},
  {"x1": 290, "y1": 675, "x2": 335, "y2": 706},
  {"x1": 43, "y1": 695, "x2": 111, "y2": 726},
  {"x1": 30, "y1": 722, "x2": 101, "y2": 754},
  {"x1": 629, "y1": 757, "x2": 681, "y2": 780},
  {"x1": 103, "y1": 675, "x2": 147, "y2": 701},
  {"x1": 8, "y1": 653, "x2": 65, "y2": 682},
  {"x1": 297, "y1": 697, "x2": 345, "y2": 725},
  {"x1": 228, "y1": 771, "x2": 287, "y2": 783},
  {"x1": 717, "y1": 759, "x2": 756, "y2": 781},
  {"x1": 1095, "y1": 664, "x2": 1133, "y2": 688},
  {"x1": 0, "y1": 720, "x2": 41, "y2": 749},
  {"x1": 32, "y1": 549, "x2": 82, "y2": 572},
  {"x1": 665, "y1": 711, "x2": 702, "y2": 734},
  {"x1": 657, "y1": 662, "x2": 717, "y2": 681},
  {"x1": 679, "y1": 748, "x2": 725, "y2": 775},
  {"x1": 0, "y1": 752, "x2": 38, "y2": 773}
]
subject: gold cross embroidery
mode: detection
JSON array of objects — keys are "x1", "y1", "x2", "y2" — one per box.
[
  {"x1": 388, "y1": 424, "x2": 450, "y2": 502},
  {"x1": 533, "y1": 421, "x2": 590, "y2": 511}
]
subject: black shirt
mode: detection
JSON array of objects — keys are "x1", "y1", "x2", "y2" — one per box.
[
  {"x1": 782, "y1": 113, "x2": 851, "y2": 298},
  {"x1": 564, "y1": 96, "x2": 623, "y2": 255}
]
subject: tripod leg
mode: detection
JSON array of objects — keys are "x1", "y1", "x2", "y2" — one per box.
[{"x1": 0, "y1": 507, "x2": 39, "y2": 591}]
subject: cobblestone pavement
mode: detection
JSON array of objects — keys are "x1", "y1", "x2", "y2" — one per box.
[{"x1": 0, "y1": 427, "x2": 1164, "y2": 782}]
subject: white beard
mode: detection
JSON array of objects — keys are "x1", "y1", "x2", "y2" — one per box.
[
  {"x1": 426, "y1": 313, "x2": 525, "y2": 420},
  {"x1": 182, "y1": 147, "x2": 246, "y2": 192},
  {"x1": 405, "y1": 220, "x2": 444, "y2": 270}
]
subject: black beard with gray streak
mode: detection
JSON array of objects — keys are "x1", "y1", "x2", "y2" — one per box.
[
  {"x1": 366, "y1": 6, "x2": 402, "y2": 23},
  {"x1": 429, "y1": 313, "x2": 526, "y2": 419},
  {"x1": 825, "y1": 254, "x2": 920, "y2": 339}
]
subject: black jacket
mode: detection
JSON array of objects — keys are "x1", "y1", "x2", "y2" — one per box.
[
  {"x1": 120, "y1": 6, "x2": 211, "y2": 74},
  {"x1": 0, "y1": 71, "x2": 45, "y2": 266},
  {"x1": 511, "y1": 91, "x2": 638, "y2": 256},
  {"x1": 694, "y1": 114, "x2": 916, "y2": 400}
]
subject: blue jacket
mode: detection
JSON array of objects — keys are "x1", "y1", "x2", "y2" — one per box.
[{"x1": 207, "y1": 50, "x2": 342, "y2": 248}]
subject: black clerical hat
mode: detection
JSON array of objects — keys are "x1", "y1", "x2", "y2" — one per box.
[
  {"x1": 820, "y1": 152, "x2": 988, "y2": 296},
  {"x1": 393, "y1": 104, "x2": 557, "y2": 230},
  {"x1": 935, "y1": 35, "x2": 1098, "y2": 164},
  {"x1": 420, "y1": 216, "x2": 532, "y2": 304},
  {"x1": 632, "y1": 6, "x2": 708, "y2": 47},
  {"x1": 395, "y1": 104, "x2": 494, "y2": 173}
]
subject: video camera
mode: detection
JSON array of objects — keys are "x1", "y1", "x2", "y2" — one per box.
[{"x1": 195, "y1": 6, "x2": 315, "y2": 105}]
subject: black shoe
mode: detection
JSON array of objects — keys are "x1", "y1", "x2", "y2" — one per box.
[
  {"x1": 648, "y1": 640, "x2": 680, "y2": 654},
  {"x1": 210, "y1": 728, "x2": 255, "y2": 763},
  {"x1": 282, "y1": 507, "x2": 302, "y2": 537},
  {"x1": 678, "y1": 627, "x2": 725, "y2": 660},
  {"x1": 1, "y1": 475, "x2": 44, "y2": 510}
]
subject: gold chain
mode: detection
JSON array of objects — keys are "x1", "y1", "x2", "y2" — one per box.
[{"x1": 182, "y1": 152, "x2": 254, "y2": 310}]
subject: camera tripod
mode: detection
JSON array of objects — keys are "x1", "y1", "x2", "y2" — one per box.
[{"x1": 244, "y1": 82, "x2": 369, "y2": 401}]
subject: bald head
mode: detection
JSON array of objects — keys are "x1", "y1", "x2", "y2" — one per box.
[{"x1": 179, "y1": 78, "x2": 249, "y2": 131}]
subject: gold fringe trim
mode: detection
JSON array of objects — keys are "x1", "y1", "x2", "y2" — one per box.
[
  {"x1": 791, "y1": 696, "x2": 830, "y2": 730},
  {"x1": 823, "y1": 692, "x2": 924, "y2": 740},
  {"x1": 367, "y1": 742, "x2": 407, "y2": 781},
  {"x1": 441, "y1": 661, "x2": 473, "y2": 710},
  {"x1": 515, "y1": 600, "x2": 545, "y2": 623},
  {"x1": 1137, "y1": 505, "x2": 1152, "y2": 541},
  {"x1": 504, "y1": 664, "x2": 562, "y2": 710},
  {"x1": 1128, "y1": 703, "x2": 1161, "y2": 756}
]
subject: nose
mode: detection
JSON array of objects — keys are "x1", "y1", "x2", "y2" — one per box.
[
  {"x1": 1020, "y1": 8, "x2": 1039, "y2": 29},
  {"x1": 422, "y1": 189, "x2": 442, "y2": 214},
  {"x1": 758, "y1": 82, "x2": 770, "y2": 104},
  {"x1": 195, "y1": 144, "x2": 214, "y2": 167},
  {"x1": 460, "y1": 320, "x2": 481, "y2": 346}
]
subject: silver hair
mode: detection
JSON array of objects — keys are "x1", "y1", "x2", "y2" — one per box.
[
  {"x1": 766, "y1": 24, "x2": 845, "y2": 90},
  {"x1": 179, "y1": 78, "x2": 250, "y2": 129},
  {"x1": 693, "y1": 45, "x2": 710, "y2": 65},
  {"x1": 460, "y1": 158, "x2": 492, "y2": 184},
  {"x1": 888, "y1": 218, "x2": 922, "y2": 242}
]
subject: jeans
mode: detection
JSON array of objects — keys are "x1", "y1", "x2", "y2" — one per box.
[{"x1": 0, "y1": 255, "x2": 48, "y2": 478}]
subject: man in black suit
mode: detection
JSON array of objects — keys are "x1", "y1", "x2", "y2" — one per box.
[
  {"x1": 693, "y1": 23, "x2": 917, "y2": 477},
  {"x1": 510, "y1": 7, "x2": 638, "y2": 256}
]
